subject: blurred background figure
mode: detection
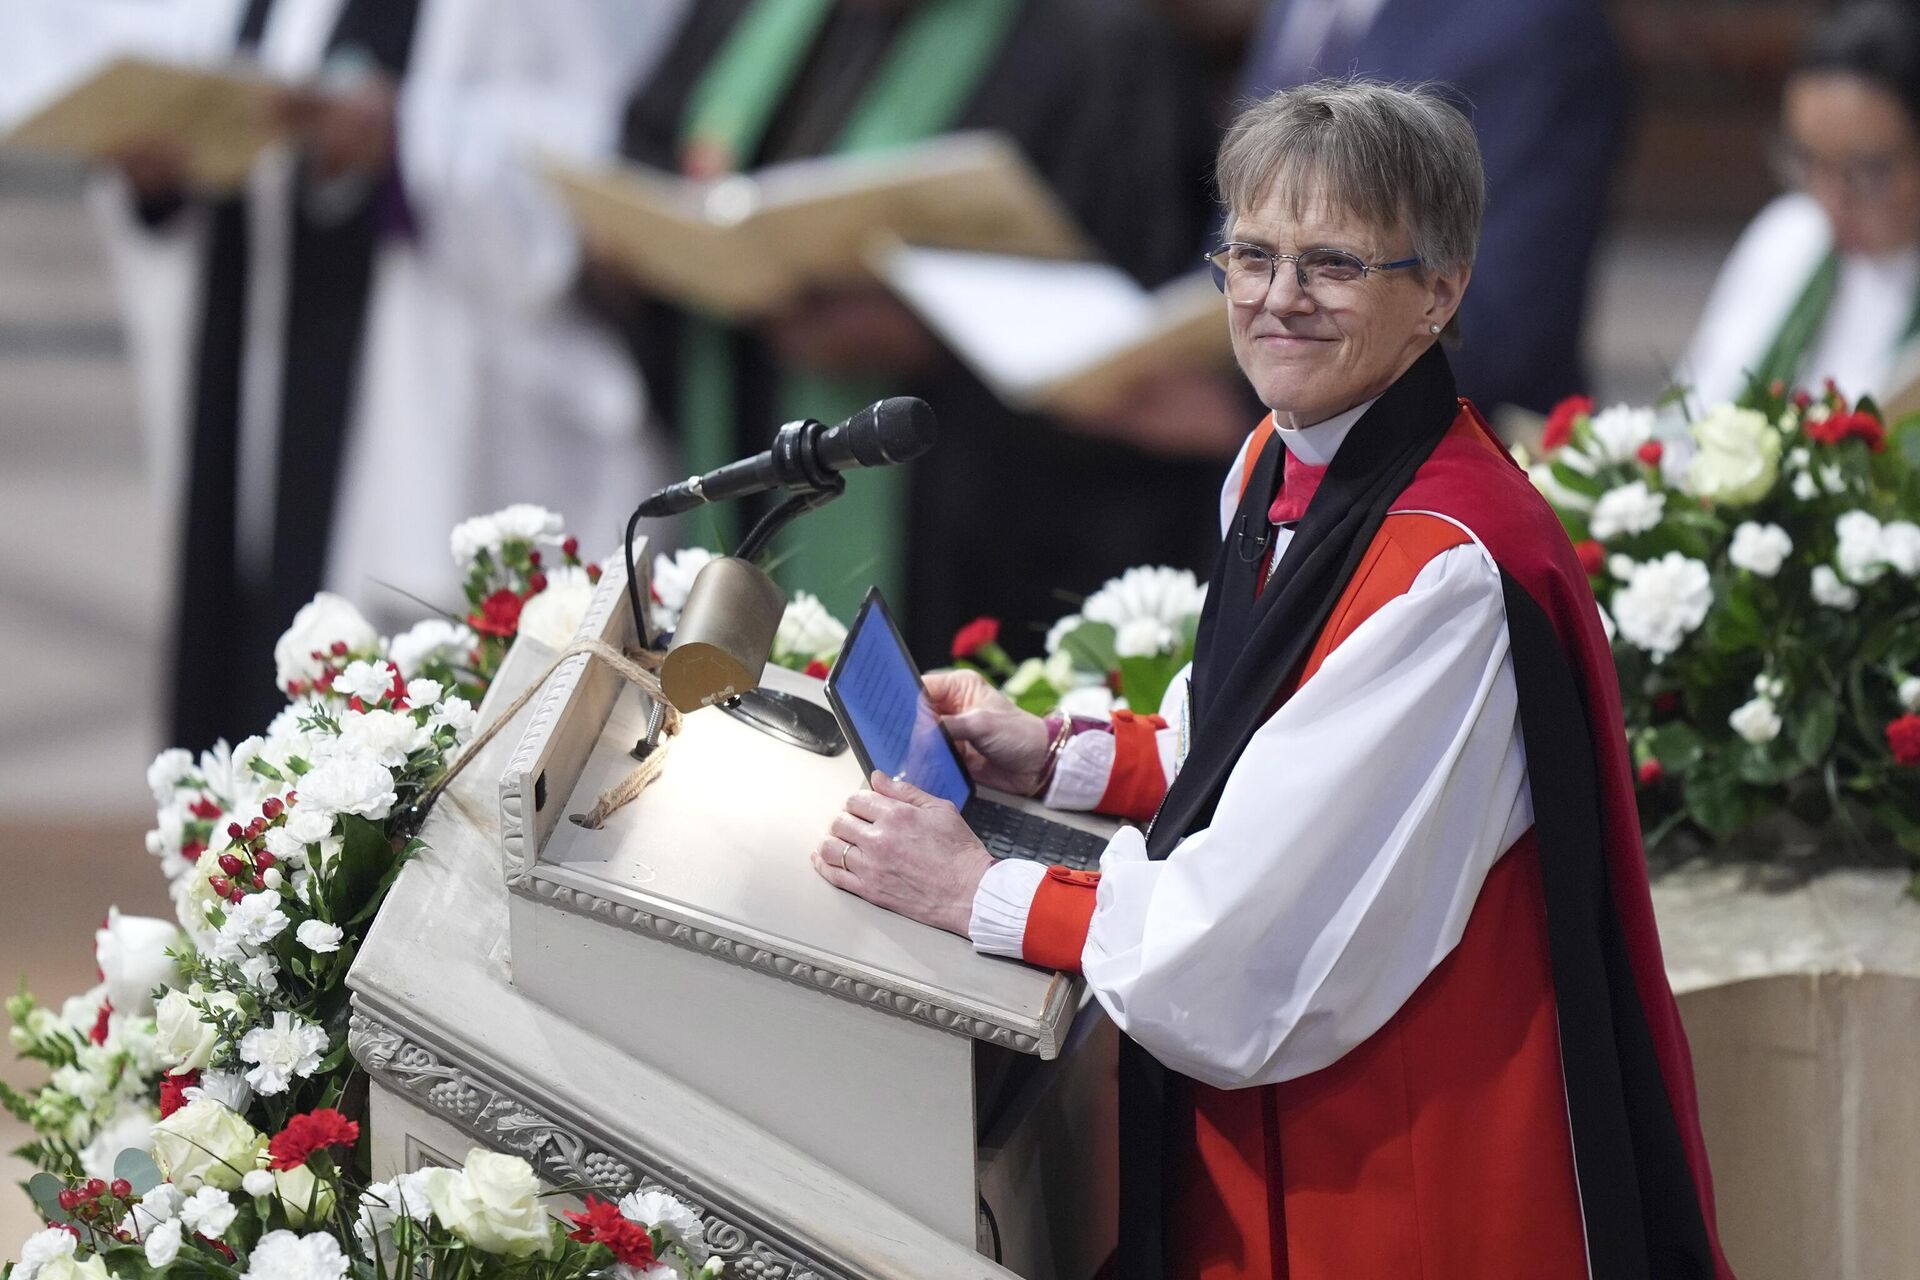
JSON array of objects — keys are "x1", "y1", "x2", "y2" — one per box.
[
  {"x1": 601, "y1": 0, "x2": 1225, "y2": 660},
  {"x1": 1239, "y1": 0, "x2": 1630, "y2": 419},
  {"x1": 53, "y1": 0, "x2": 685, "y2": 751},
  {"x1": 1683, "y1": 0, "x2": 1920, "y2": 410}
]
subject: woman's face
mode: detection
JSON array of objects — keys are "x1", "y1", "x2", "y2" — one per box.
[
  {"x1": 1780, "y1": 72, "x2": 1920, "y2": 255},
  {"x1": 1225, "y1": 186, "x2": 1467, "y2": 426}
]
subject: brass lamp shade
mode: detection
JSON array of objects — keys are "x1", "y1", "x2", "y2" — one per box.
[{"x1": 660, "y1": 556, "x2": 787, "y2": 712}]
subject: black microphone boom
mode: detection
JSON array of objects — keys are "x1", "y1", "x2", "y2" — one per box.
[{"x1": 636, "y1": 397, "x2": 938, "y2": 518}]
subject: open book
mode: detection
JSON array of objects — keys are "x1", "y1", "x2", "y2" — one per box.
[
  {"x1": 545, "y1": 131, "x2": 1091, "y2": 319},
  {"x1": 3, "y1": 55, "x2": 282, "y2": 190},
  {"x1": 869, "y1": 243, "x2": 1234, "y2": 418}
]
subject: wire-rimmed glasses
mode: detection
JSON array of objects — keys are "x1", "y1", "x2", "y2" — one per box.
[{"x1": 1204, "y1": 242, "x2": 1423, "y2": 306}]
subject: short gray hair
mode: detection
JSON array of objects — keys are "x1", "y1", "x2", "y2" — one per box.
[{"x1": 1216, "y1": 79, "x2": 1486, "y2": 278}]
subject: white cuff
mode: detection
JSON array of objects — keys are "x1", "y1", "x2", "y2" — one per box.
[
  {"x1": 967, "y1": 858, "x2": 1049, "y2": 958},
  {"x1": 1043, "y1": 730, "x2": 1116, "y2": 811}
]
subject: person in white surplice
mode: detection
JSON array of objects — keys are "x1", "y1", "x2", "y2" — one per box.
[
  {"x1": 1683, "y1": 1, "x2": 1920, "y2": 410},
  {"x1": 3, "y1": 0, "x2": 686, "y2": 750}
]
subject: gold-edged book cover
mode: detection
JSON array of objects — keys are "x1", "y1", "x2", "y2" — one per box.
[
  {"x1": 544, "y1": 131, "x2": 1092, "y2": 319},
  {"x1": 4, "y1": 55, "x2": 281, "y2": 191}
]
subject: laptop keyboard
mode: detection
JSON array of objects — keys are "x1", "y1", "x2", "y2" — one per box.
[{"x1": 965, "y1": 797, "x2": 1107, "y2": 871}]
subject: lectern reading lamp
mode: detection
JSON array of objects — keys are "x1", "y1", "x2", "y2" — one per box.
[{"x1": 620, "y1": 397, "x2": 939, "y2": 755}]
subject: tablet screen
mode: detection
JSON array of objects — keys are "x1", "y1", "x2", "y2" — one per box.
[{"x1": 828, "y1": 591, "x2": 973, "y2": 811}]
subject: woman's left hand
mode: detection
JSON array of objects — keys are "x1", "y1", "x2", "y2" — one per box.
[{"x1": 813, "y1": 772, "x2": 994, "y2": 937}]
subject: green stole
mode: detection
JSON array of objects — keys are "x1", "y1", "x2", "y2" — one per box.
[
  {"x1": 676, "y1": 0, "x2": 1023, "y2": 623},
  {"x1": 1745, "y1": 247, "x2": 1920, "y2": 404}
]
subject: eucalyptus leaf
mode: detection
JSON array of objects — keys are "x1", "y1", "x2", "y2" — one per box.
[
  {"x1": 113, "y1": 1147, "x2": 164, "y2": 1197},
  {"x1": 27, "y1": 1171, "x2": 71, "y2": 1225}
]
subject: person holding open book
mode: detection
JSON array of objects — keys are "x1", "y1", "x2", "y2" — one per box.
[
  {"x1": 602, "y1": 0, "x2": 1233, "y2": 661},
  {"x1": 814, "y1": 81, "x2": 1733, "y2": 1279}
]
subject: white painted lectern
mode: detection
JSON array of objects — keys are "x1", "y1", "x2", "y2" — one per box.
[{"x1": 348, "y1": 556, "x2": 1119, "y2": 1280}]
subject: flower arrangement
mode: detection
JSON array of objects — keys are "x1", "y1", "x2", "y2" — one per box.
[
  {"x1": 955, "y1": 566, "x2": 1207, "y2": 718},
  {"x1": 3, "y1": 506, "x2": 732, "y2": 1276},
  {"x1": 1527, "y1": 384, "x2": 1920, "y2": 867}
]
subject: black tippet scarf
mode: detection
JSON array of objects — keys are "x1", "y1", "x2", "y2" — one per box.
[
  {"x1": 168, "y1": 0, "x2": 422, "y2": 753},
  {"x1": 1116, "y1": 344, "x2": 1462, "y2": 1279}
]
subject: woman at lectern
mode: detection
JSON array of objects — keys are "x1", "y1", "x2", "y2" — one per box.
[{"x1": 815, "y1": 81, "x2": 1735, "y2": 1280}]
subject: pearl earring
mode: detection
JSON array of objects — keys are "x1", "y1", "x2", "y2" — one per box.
[{"x1": 1428, "y1": 323, "x2": 1440, "y2": 334}]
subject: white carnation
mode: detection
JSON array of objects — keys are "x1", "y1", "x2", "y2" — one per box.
[
  {"x1": 237, "y1": 1011, "x2": 329, "y2": 1096},
  {"x1": 1881, "y1": 520, "x2": 1920, "y2": 575},
  {"x1": 650, "y1": 547, "x2": 715, "y2": 629},
  {"x1": 773, "y1": 591, "x2": 847, "y2": 661},
  {"x1": 1588, "y1": 480, "x2": 1667, "y2": 540},
  {"x1": 243, "y1": 1169, "x2": 277, "y2": 1197},
  {"x1": 1610, "y1": 553, "x2": 1712, "y2": 660},
  {"x1": 1792, "y1": 471, "x2": 1820, "y2": 501},
  {"x1": 1608, "y1": 554, "x2": 1636, "y2": 581},
  {"x1": 129, "y1": 1183, "x2": 185, "y2": 1233},
  {"x1": 404, "y1": 678, "x2": 443, "y2": 707},
  {"x1": 1811, "y1": 565, "x2": 1859, "y2": 610},
  {"x1": 274, "y1": 593, "x2": 377, "y2": 690},
  {"x1": 1899, "y1": 676, "x2": 1920, "y2": 713},
  {"x1": 1081, "y1": 566, "x2": 1206, "y2": 634},
  {"x1": 296, "y1": 920, "x2": 343, "y2": 954},
  {"x1": 450, "y1": 504, "x2": 562, "y2": 567},
  {"x1": 1727, "y1": 522, "x2": 1793, "y2": 577},
  {"x1": 1583, "y1": 404, "x2": 1656, "y2": 464},
  {"x1": 332, "y1": 660, "x2": 393, "y2": 705},
  {"x1": 17, "y1": 1226, "x2": 77, "y2": 1279},
  {"x1": 338, "y1": 708, "x2": 429, "y2": 769},
  {"x1": 428, "y1": 697, "x2": 478, "y2": 741},
  {"x1": 1835, "y1": 511, "x2": 1888, "y2": 584},
  {"x1": 296, "y1": 757, "x2": 397, "y2": 821},
  {"x1": 1728, "y1": 696, "x2": 1782, "y2": 745},
  {"x1": 241, "y1": 1230, "x2": 349, "y2": 1280},
  {"x1": 1113, "y1": 616, "x2": 1176, "y2": 658},
  {"x1": 518, "y1": 565, "x2": 595, "y2": 649},
  {"x1": 618, "y1": 1188, "x2": 711, "y2": 1264},
  {"x1": 180, "y1": 1186, "x2": 237, "y2": 1239},
  {"x1": 1820, "y1": 463, "x2": 1848, "y2": 495},
  {"x1": 143, "y1": 1219, "x2": 183, "y2": 1268},
  {"x1": 146, "y1": 749, "x2": 197, "y2": 806},
  {"x1": 388, "y1": 619, "x2": 477, "y2": 679}
]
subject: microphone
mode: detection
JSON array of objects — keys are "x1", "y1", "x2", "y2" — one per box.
[{"x1": 636, "y1": 396, "x2": 938, "y2": 518}]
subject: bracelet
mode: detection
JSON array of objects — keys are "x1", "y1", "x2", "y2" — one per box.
[{"x1": 1028, "y1": 712, "x2": 1075, "y2": 797}]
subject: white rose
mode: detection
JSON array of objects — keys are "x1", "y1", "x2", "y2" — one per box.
[
  {"x1": 1588, "y1": 480, "x2": 1667, "y2": 540},
  {"x1": 296, "y1": 920, "x2": 344, "y2": 954},
  {"x1": 1610, "y1": 553, "x2": 1713, "y2": 660},
  {"x1": 1728, "y1": 696, "x2": 1783, "y2": 745},
  {"x1": 518, "y1": 566, "x2": 596, "y2": 649},
  {"x1": 388, "y1": 620, "x2": 477, "y2": 679},
  {"x1": 144, "y1": 1219, "x2": 183, "y2": 1268},
  {"x1": 274, "y1": 593, "x2": 378, "y2": 690},
  {"x1": 338, "y1": 709, "x2": 429, "y2": 769},
  {"x1": 1727, "y1": 522, "x2": 1793, "y2": 578},
  {"x1": 1881, "y1": 520, "x2": 1920, "y2": 576},
  {"x1": 617, "y1": 1189, "x2": 711, "y2": 1265},
  {"x1": 1835, "y1": 511, "x2": 1888, "y2": 584},
  {"x1": 272, "y1": 1162, "x2": 337, "y2": 1228},
  {"x1": 1583, "y1": 404, "x2": 1656, "y2": 464},
  {"x1": 1685, "y1": 404, "x2": 1781, "y2": 505},
  {"x1": 38, "y1": 1257, "x2": 109, "y2": 1280},
  {"x1": 1810, "y1": 564, "x2": 1859, "y2": 610},
  {"x1": 773, "y1": 591, "x2": 848, "y2": 661},
  {"x1": 150, "y1": 1100, "x2": 266, "y2": 1192},
  {"x1": 1899, "y1": 676, "x2": 1920, "y2": 713},
  {"x1": 154, "y1": 987, "x2": 241, "y2": 1073},
  {"x1": 296, "y1": 757, "x2": 398, "y2": 821},
  {"x1": 421, "y1": 1149, "x2": 554, "y2": 1258},
  {"x1": 94, "y1": 909, "x2": 182, "y2": 1017}
]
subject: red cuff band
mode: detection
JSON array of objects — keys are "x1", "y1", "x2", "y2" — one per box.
[
  {"x1": 1022, "y1": 865, "x2": 1101, "y2": 973},
  {"x1": 1098, "y1": 709, "x2": 1168, "y2": 821}
]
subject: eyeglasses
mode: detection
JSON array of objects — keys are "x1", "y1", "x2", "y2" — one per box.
[
  {"x1": 1204, "y1": 242, "x2": 1422, "y2": 306},
  {"x1": 1769, "y1": 136, "x2": 1920, "y2": 204}
]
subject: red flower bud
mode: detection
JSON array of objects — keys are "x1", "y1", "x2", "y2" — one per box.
[
  {"x1": 255, "y1": 851, "x2": 277, "y2": 871},
  {"x1": 227, "y1": 822, "x2": 244, "y2": 841},
  {"x1": 587, "y1": 563, "x2": 603, "y2": 583},
  {"x1": 527, "y1": 550, "x2": 543, "y2": 568},
  {"x1": 528, "y1": 572, "x2": 549, "y2": 594},
  {"x1": 209, "y1": 875, "x2": 232, "y2": 898},
  {"x1": 316, "y1": 669, "x2": 337, "y2": 691},
  {"x1": 219, "y1": 854, "x2": 245, "y2": 877},
  {"x1": 1769, "y1": 378, "x2": 1787, "y2": 399},
  {"x1": 562, "y1": 536, "x2": 580, "y2": 559},
  {"x1": 183, "y1": 841, "x2": 206, "y2": 863},
  {"x1": 1636, "y1": 440, "x2": 1663, "y2": 467},
  {"x1": 330, "y1": 640, "x2": 348, "y2": 656},
  {"x1": 110, "y1": 1179, "x2": 131, "y2": 1199},
  {"x1": 1637, "y1": 759, "x2": 1664, "y2": 787}
]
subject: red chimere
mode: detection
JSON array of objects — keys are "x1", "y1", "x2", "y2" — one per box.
[
  {"x1": 267, "y1": 1108, "x2": 362, "y2": 1170},
  {"x1": 469, "y1": 589, "x2": 525, "y2": 638},
  {"x1": 951, "y1": 616, "x2": 1001, "y2": 660},
  {"x1": 158, "y1": 1071, "x2": 199, "y2": 1119},
  {"x1": 1573, "y1": 540, "x2": 1606, "y2": 577},
  {"x1": 1807, "y1": 408, "x2": 1887, "y2": 453},
  {"x1": 566, "y1": 1196, "x2": 655, "y2": 1268},
  {"x1": 1541, "y1": 394, "x2": 1593, "y2": 451},
  {"x1": 1887, "y1": 714, "x2": 1920, "y2": 767}
]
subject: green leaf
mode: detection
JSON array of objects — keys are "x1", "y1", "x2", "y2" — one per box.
[
  {"x1": 114, "y1": 1146, "x2": 164, "y2": 1197},
  {"x1": 1645, "y1": 722, "x2": 1705, "y2": 773},
  {"x1": 1683, "y1": 769, "x2": 1760, "y2": 843},
  {"x1": 1549, "y1": 460, "x2": 1605, "y2": 498},
  {"x1": 1116, "y1": 656, "x2": 1176, "y2": 718},
  {"x1": 327, "y1": 814, "x2": 396, "y2": 926},
  {"x1": 1791, "y1": 700, "x2": 1838, "y2": 768},
  {"x1": 1058, "y1": 621, "x2": 1117, "y2": 675},
  {"x1": 28, "y1": 1171, "x2": 72, "y2": 1226}
]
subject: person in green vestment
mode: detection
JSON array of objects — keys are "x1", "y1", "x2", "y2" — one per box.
[
  {"x1": 597, "y1": 0, "x2": 1233, "y2": 662},
  {"x1": 1684, "y1": 1, "x2": 1920, "y2": 410}
]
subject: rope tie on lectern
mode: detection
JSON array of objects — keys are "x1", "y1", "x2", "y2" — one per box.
[{"x1": 414, "y1": 637, "x2": 683, "y2": 828}]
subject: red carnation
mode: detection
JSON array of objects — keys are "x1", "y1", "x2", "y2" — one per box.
[
  {"x1": 1541, "y1": 394, "x2": 1593, "y2": 451},
  {"x1": 158, "y1": 1070, "x2": 199, "y2": 1118},
  {"x1": 1573, "y1": 539, "x2": 1606, "y2": 577},
  {"x1": 1637, "y1": 759, "x2": 1664, "y2": 788},
  {"x1": 805, "y1": 659, "x2": 831, "y2": 680},
  {"x1": 1888, "y1": 714, "x2": 1920, "y2": 767},
  {"x1": 1807, "y1": 408, "x2": 1887, "y2": 452},
  {"x1": 951, "y1": 616, "x2": 1001, "y2": 661},
  {"x1": 469, "y1": 589, "x2": 525, "y2": 638},
  {"x1": 89, "y1": 1000, "x2": 112, "y2": 1046},
  {"x1": 566, "y1": 1196, "x2": 655, "y2": 1268},
  {"x1": 267, "y1": 1108, "x2": 361, "y2": 1171},
  {"x1": 1636, "y1": 440, "x2": 1664, "y2": 467}
]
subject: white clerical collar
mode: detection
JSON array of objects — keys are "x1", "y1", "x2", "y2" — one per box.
[{"x1": 1272, "y1": 394, "x2": 1381, "y2": 467}]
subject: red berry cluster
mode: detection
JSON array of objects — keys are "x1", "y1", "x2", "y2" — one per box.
[
  {"x1": 55, "y1": 1178, "x2": 136, "y2": 1239},
  {"x1": 210, "y1": 794, "x2": 293, "y2": 904},
  {"x1": 285, "y1": 640, "x2": 357, "y2": 699}
]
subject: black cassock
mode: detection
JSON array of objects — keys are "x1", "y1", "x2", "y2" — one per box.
[{"x1": 616, "y1": 0, "x2": 1226, "y2": 662}]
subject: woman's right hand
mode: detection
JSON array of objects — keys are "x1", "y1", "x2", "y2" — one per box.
[{"x1": 925, "y1": 669, "x2": 1051, "y2": 795}]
